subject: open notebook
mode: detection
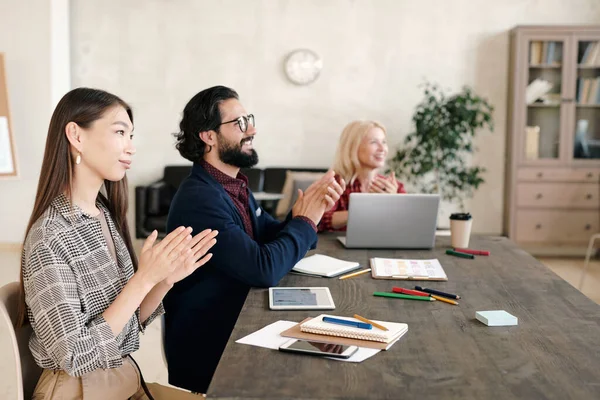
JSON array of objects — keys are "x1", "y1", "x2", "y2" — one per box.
[
  {"x1": 300, "y1": 314, "x2": 408, "y2": 343},
  {"x1": 292, "y1": 254, "x2": 360, "y2": 278},
  {"x1": 370, "y1": 258, "x2": 448, "y2": 281}
]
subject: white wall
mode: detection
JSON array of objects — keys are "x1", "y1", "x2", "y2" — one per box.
[
  {"x1": 0, "y1": 0, "x2": 52, "y2": 243},
  {"x1": 1, "y1": 0, "x2": 600, "y2": 243},
  {"x1": 69, "y1": 0, "x2": 600, "y2": 236}
]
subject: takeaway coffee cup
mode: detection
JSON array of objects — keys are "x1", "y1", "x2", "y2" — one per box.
[{"x1": 450, "y1": 213, "x2": 473, "y2": 249}]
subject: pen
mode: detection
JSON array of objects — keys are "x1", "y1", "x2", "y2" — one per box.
[
  {"x1": 322, "y1": 316, "x2": 372, "y2": 329},
  {"x1": 454, "y1": 248, "x2": 490, "y2": 256},
  {"x1": 339, "y1": 268, "x2": 371, "y2": 280},
  {"x1": 353, "y1": 314, "x2": 389, "y2": 331},
  {"x1": 415, "y1": 286, "x2": 461, "y2": 300},
  {"x1": 392, "y1": 287, "x2": 430, "y2": 297},
  {"x1": 430, "y1": 294, "x2": 459, "y2": 305},
  {"x1": 373, "y1": 292, "x2": 436, "y2": 301},
  {"x1": 446, "y1": 249, "x2": 475, "y2": 259}
]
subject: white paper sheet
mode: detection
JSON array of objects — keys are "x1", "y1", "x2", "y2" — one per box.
[
  {"x1": 235, "y1": 320, "x2": 388, "y2": 363},
  {"x1": 235, "y1": 320, "x2": 297, "y2": 350},
  {"x1": 0, "y1": 116, "x2": 15, "y2": 174}
]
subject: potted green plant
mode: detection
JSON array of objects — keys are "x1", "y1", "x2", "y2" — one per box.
[{"x1": 389, "y1": 83, "x2": 494, "y2": 225}]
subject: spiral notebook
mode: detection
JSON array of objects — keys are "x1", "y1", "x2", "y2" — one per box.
[{"x1": 299, "y1": 314, "x2": 408, "y2": 343}]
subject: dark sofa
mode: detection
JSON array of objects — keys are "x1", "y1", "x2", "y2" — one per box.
[{"x1": 135, "y1": 165, "x2": 327, "y2": 238}]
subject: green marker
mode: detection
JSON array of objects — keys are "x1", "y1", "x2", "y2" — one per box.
[
  {"x1": 373, "y1": 292, "x2": 436, "y2": 301},
  {"x1": 446, "y1": 249, "x2": 475, "y2": 259}
]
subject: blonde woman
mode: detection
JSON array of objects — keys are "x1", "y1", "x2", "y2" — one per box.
[{"x1": 319, "y1": 120, "x2": 405, "y2": 232}]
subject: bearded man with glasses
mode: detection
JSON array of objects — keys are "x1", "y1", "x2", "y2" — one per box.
[{"x1": 164, "y1": 86, "x2": 345, "y2": 394}]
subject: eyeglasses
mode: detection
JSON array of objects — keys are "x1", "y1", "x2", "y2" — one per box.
[{"x1": 219, "y1": 114, "x2": 255, "y2": 133}]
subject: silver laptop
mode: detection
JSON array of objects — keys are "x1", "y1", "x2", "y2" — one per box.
[{"x1": 337, "y1": 193, "x2": 440, "y2": 249}]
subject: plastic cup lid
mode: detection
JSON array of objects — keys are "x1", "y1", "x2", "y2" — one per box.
[{"x1": 450, "y1": 213, "x2": 472, "y2": 220}]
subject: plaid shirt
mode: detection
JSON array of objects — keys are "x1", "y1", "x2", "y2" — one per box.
[
  {"x1": 22, "y1": 194, "x2": 164, "y2": 376},
  {"x1": 201, "y1": 160, "x2": 255, "y2": 239},
  {"x1": 318, "y1": 175, "x2": 406, "y2": 232}
]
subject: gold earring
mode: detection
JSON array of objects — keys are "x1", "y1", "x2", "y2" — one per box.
[{"x1": 75, "y1": 153, "x2": 81, "y2": 165}]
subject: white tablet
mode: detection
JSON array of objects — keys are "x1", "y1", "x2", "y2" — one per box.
[{"x1": 268, "y1": 287, "x2": 336, "y2": 310}]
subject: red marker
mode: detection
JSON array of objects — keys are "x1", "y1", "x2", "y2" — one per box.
[
  {"x1": 454, "y1": 248, "x2": 490, "y2": 256},
  {"x1": 392, "y1": 287, "x2": 430, "y2": 297}
]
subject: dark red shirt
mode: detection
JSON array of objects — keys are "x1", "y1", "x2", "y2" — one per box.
[
  {"x1": 201, "y1": 160, "x2": 255, "y2": 239},
  {"x1": 318, "y1": 175, "x2": 406, "y2": 232},
  {"x1": 201, "y1": 161, "x2": 317, "y2": 236}
]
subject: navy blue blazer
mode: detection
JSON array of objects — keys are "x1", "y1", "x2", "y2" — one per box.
[{"x1": 164, "y1": 162, "x2": 318, "y2": 393}]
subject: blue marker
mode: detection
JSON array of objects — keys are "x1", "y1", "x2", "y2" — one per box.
[{"x1": 322, "y1": 316, "x2": 372, "y2": 330}]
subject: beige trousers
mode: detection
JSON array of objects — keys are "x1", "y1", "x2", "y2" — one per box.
[{"x1": 32, "y1": 357, "x2": 203, "y2": 400}]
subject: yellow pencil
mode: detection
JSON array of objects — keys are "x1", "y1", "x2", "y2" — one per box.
[
  {"x1": 339, "y1": 268, "x2": 371, "y2": 280},
  {"x1": 353, "y1": 314, "x2": 389, "y2": 331},
  {"x1": 431, "y1": 294, "x2": 459, "y2": 305}
]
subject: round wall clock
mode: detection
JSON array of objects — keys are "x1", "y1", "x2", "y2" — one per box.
[{"x1": 284, "y1": 49, "x2": 323, "y2": 86}]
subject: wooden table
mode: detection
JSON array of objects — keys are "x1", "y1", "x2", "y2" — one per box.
[{"x1": 208, "y1": 234, "x2": 600, "y2": 399}]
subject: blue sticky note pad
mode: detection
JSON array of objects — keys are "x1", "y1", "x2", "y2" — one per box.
[{"x1": 476, "y1": 310, "x2": 518, "y2": 326}]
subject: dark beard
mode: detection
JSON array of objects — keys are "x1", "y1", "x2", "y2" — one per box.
[{"x1": 217, "y1": 136, "x2": 259, "y2": 168}]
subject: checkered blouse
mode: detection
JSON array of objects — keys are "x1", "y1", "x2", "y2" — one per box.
[{"x1": 22, "y1": 194, "x2": 164, "y2": 377}]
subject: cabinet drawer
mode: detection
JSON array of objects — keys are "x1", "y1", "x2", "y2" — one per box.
[
  {"x1": 517, "y1": 183, "x2": 600, "y2": 208},
  {"x1": 517, "y1": 168, "x2": 600, "y2": 182},
  {"x1": 515, "y1": 210, "x2": 599, "y2": 243}
]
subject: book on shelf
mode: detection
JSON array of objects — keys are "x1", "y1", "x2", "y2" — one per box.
[
  {"x1": 581, "y1": 42, "x2": 595, "y2": 64},
  {"x1": 554, "y1": 42, "x2": 563, "y2": 65},
  {"x1": 582, "y1": 42, "x2": 600, "y2": 66},
  {"x1": 545, "y1": 42, "x2": 561, "y2": 65},
  {"x1": 576, "y1": 77, "x2": 600, "y2": 104},
  {"x1": 525, "y1": 126, "x2": 540, "y2": 160},
  {"x1": 592, "y1": 43, "x2": 600, "y2": 65},
  {"x1": 530, "y1": 41, "x2": 561, "y2": 66},
  {"x1": 541, "y1": 42, "x2": 548, "y2": 65},
  {"x1": 530, "y1": 41, "x2": 542, "y2": 65},
  {"x1": 589, "y1": 78, "x2": 600, "y2": 105},
  {"x1": 583, "y1": 79, "x2": 592, "y2": 104},
  {"x1": 546, "y1": 42, "x2": 554, "y2": 65}
]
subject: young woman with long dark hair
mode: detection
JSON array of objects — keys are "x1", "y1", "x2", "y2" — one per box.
[{"x1": 19, "y1": 87, "x2": 217, "y2": 399}]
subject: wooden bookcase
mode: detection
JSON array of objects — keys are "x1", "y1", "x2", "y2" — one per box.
[{"x1": 506, "y1": 26, "x2": 600, "y2": 255}]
